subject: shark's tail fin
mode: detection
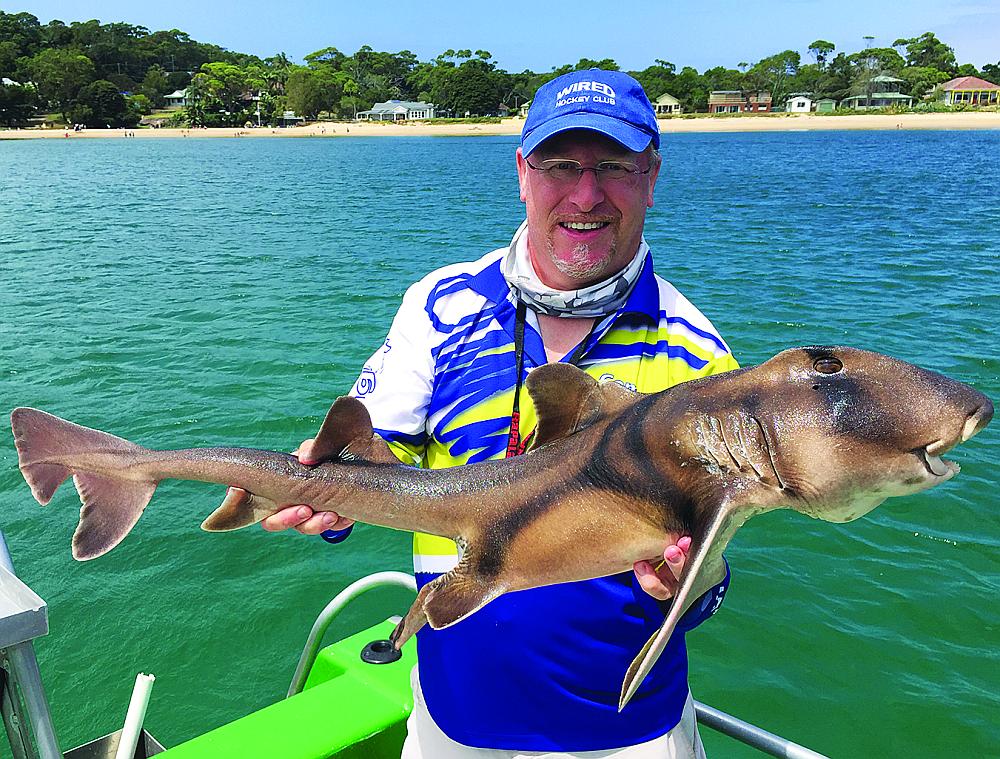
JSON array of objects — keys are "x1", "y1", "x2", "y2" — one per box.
[{"x1": 11, "y1": 407, "x2": 157, "y2": 561}]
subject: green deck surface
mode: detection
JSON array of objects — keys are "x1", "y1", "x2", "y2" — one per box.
[{"x1": 157, "y1": 620, "x2": 415, "y2": 759}]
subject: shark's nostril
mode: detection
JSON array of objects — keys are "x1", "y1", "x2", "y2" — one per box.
[{"x1": 962, "y1": 402, "x2": 993, "y2": 441}]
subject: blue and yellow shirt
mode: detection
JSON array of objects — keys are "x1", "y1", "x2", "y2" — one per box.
[{"x1": 350, "y1": 239, "x2": 738, "y2": 751}]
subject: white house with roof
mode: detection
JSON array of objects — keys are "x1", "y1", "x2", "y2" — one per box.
[
  {"x1": 785, "y1": 95, "x2": 813, "y2": 112},
  {"x1": 164, "y1": 89, "x2": 189, "y2": 109},
  {"x1": 653, "y1": 93, "x2": 683, "y2": 115},
  {"x1": 356, "y1": 100, "x2": 436, "y2": 121}
]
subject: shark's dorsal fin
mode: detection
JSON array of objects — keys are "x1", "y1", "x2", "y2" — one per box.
[
  {"x1": 526, "y1": 364, "x2": 642, "y2": 449},
  {"x1": 312, "y1": 396, "x2": 372, "y2": 459},
  {"x1": 311, "y1": 397, "x2": 397, "y2": 464}
]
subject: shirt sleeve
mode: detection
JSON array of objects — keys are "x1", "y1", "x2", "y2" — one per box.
[
  {"x1": 675, "y1": 557, "x2": 730, "y2": 632},
  {"x1": 348, "y1": 277, "x2": 440, "y2": 467}
]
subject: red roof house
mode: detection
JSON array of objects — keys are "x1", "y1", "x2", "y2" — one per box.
[{"x1": 939, "y1": 76, "x2": 1000, "y2": 106}]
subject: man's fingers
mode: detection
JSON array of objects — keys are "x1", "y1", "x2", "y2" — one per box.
[
  {"x1": 296, "y1": 512, "x2": 355, "y2": 535},
  {"x1": 664, "y1": 544, "x2": 685, "y2": 582},
  {"x1": 634, "y1": 560, "x2": 671, "y2": 601},
  {"x1": 261, "y1": 504, "x2": 314, "y2": 532}
]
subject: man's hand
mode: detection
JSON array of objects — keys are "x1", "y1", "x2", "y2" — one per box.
[
  {"x1": 251, "y1": 438, "x2": 355, "y2": 534},
  {"x1": 633, "y1": 536, "x2": 692, "y2": 600}
]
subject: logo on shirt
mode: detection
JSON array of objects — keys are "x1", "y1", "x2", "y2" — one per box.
[
  {"x1": 599, "y1": 373, "x2": 637, "y2": 392},
  {"x1": 555, "y1": 81, "x2": 616, "y2": 108},
  {"x1": 355, "y1": 367, "x2": 377, "y2": 397}
]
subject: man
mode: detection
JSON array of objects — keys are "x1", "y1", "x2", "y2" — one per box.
[{"x1": 263, "y1": 70, "x2": 738, "y2": 757}]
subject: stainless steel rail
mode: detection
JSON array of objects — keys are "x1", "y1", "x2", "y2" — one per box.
[
  {"x1": 287, "y1": 571, "x2": 417, "y2": 697},
  {"x1": 289, "y1": 571, "x2": 829, "y2": 758},
  {"x1": 0, "y1": 532, "x2": 61, "y2": 759},
  {"x1": 695, "y1": 700, "x2": 828, "y2": 758}
]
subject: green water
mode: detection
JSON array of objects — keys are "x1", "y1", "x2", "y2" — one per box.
[{"x1": 0, "y1": 133, "x2": 997, "y2": 756}]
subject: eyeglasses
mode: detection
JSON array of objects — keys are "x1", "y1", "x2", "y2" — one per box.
[{"x1": 525, "y1": 158, "x2": 651, "y2": 183}]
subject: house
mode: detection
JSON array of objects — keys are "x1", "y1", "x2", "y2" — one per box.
[
  {"x1": 164, "y1": 89, "x2": 189, "y2": 109},
  {"x1": 708, "y1": 91, "x2": 772, "y2": 114},
  {"x1": 786, "y1": 95, "x2": 813, "y2": 113},
  {"x1": 653, "y1": 93, "x2": 683, "y2": 115},
  {"x1": 518, "y1": 101, "x2": 531, "y2": 118},
  {"x1": 938, "y1": 76, "x2": 1000, "y2": 107},
  {"x1": 840, "y1": 75, "x2": 914, "y2": 109},
  {"x1": 278, "y1": 111, "x2": 304, "y2": 127},
  {"x1": 356, "y1": 100, "x2": 436, "y2": 121},
  {"x1": 815, "y1": 98, "x2": 837, "y2": 113}
]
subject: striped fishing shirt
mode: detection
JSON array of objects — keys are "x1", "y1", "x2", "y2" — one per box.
[{"x1": 349, "y1": 237, "x2": 738, "y2": 751}]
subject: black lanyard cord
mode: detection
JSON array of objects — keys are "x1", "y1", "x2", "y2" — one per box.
[{"x1": 506, "y1": 302, "x2": 595, "y2": 458}]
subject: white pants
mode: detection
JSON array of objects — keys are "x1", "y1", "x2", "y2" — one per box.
[{"x1": 401, "y1": 667, "x2": 707, "y2": 759}]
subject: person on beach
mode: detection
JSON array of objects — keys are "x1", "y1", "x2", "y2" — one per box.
[{"x1": 260, "y1": 69, "x2": 737, "y2": 758}]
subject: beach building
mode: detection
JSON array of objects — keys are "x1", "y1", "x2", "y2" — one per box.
[
  {"x1": 786, "y1": 95, "x2": 813, "y2": 113},
  {"x1": 653, "y1": 93, "x2": 683, "y2": 115},
  {"x1": 278, "y1": 111, "x2": 304, "y2": 127},
  {"x1": 708, "y1": 91, "x2": 772, "y2": 114},
  {"x1": 840, "y1": 75, "x2": 914, "y2": 110},
  {"x1": 518, "y1": 101, "x2": 531, "y2": 118},
  {"x1": 356, "y1": 100, "x2": 436, "y2": 121},
  {"x1": 938, "y1": 76, "x2": 1000, "y2": 107},
  {"x1": 164, "y1": 89, "x2": 189, "y2": 109},
  {"x1": 815, "y1": 98, "x2": 837, "y2": 113}
]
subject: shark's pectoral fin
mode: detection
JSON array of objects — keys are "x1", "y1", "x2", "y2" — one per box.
[
  {"x1": 619, "y1": 504, "x2": 738, "y2": 711},
  {"x1": 526, "y1": 364, "x2": 643, "y2": 449},
  {"x1": 424, "y1": 572, "x2": 499, "y2": 630},
  {"x1": 390, "y1": 545, "x2": 502, "y2": 650},
  {"x1": 201, "y1": 487, "x2": 281, "y2": 531}
]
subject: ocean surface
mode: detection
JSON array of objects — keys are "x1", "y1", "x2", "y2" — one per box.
[{"x1": 0, "y1": 131, "x2": 997, "y2": 757}]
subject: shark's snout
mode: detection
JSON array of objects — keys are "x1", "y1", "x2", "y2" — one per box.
[
  {"x1": 961, "y1": 401, "x2": 993, "y2": 442},
  {"x1": 926, "y1": 399, "x2": 993, "y2": 457}
]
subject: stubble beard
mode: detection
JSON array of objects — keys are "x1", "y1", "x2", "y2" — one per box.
[{"x1": 547, "y1": 237, "x2": 617, "y2": 283}]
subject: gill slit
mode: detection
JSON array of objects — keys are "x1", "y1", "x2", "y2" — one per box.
[{"x1": 752, "y1": 415, "x2": 786, "y2": 490}]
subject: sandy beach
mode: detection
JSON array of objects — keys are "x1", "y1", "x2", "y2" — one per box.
[{"x1": 1, "y1": 111, "x2": 998, "y2": 139}]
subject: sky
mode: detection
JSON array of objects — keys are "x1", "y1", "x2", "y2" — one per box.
[{"x1": 8, "y1": 0, "x2": 1000, "y2": 72}]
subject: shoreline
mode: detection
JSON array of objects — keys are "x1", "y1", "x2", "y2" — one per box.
[{"x1": 2, "y1": 111, "x2": 999, "y2": 139}]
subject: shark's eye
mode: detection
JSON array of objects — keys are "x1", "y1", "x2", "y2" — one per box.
[{"x1": 814, "y1": 357, "x2": 843, "y2": 374}]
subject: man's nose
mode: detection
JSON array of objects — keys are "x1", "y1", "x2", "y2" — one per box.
[{"x1": 567, "y1": 168, "x2": 605, "y2": 211}]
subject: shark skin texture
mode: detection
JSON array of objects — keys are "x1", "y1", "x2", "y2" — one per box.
[{"x1": 10, "y1": 346, "x2": 993, "y2": 709}]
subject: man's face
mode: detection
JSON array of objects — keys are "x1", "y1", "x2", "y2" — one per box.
[{"x1": 516, "y1": 129, "x2": 661, "y2": 290}]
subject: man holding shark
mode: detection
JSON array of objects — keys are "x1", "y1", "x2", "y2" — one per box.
[{"x1": 264, "y1": 70, "x2": 738, "y2": 757}]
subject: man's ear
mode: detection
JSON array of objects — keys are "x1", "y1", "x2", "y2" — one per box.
[
  {"x1": 646, "y1": 151, "x2": 662, "y2": 209},
  {"x1": 516, "y1": 147, "x2": 528, "y2": 203}
]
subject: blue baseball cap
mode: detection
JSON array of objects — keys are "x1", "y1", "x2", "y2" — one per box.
[{"x1": 521, "y1": 69, "x2": 660, "y2": 157}]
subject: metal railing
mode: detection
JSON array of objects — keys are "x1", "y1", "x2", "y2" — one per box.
[{"x1": 289, "y1": 571, "x2": 829, "y2": 758}]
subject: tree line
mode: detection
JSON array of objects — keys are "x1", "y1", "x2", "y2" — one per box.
[{"x1": 1, "y1": 10, "x2": 997, "y2": 128}]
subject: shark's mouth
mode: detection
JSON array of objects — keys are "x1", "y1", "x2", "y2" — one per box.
[{"x1": 920, "y1": 448, "x2": 957, "y2": 478}]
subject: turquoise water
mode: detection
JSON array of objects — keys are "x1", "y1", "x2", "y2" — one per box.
[{"x1": 0, "y1": 132, "x2": 997, "y2": 756}]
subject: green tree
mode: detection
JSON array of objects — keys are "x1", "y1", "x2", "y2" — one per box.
[
  {"x1": 0, "y1": 11, "x2": 43, "y2": 74},
  {"x1": 808, "y1": 40, "x2": 835, "y2": 68},
  {"x1": 892, "y1": 32, "x2": 957, "y2": 74},
  {"x1": 285, "y1": 66, "x2": 344, "y2": 119},
  {"x1": 982, "y1": 62, "x2": 1000, "y2": 83},
  {"x1": 632, "y1": 59, "x2": 677, "y2": 104},
  {"x1": 186, "y1": 61, "x2": 260, "y2": 126},
  {"x1": 0, "y1": 80, "x2": 38, "y2": 125},
  {"x1": 955, "y1": 63, "x2": 979, "y2": 77},
  {"x1": 127, "y1": 93, "x2": 152, "y2": 117},
  {"x1": 139, "y1": 64, "x2": 170, "y2": 108},
  {"x1": 69, "y1": 79, "x2": 133, "y2": 127},
  {"x1": 25, "y1": 47, "x2": 96, "y2": 121},
  {"x1": 898, "y1": 66, "x2": 951, "y2": 100},
  {"x1": 748, "y1": 50, "x2": 801, "y2": 104}
]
